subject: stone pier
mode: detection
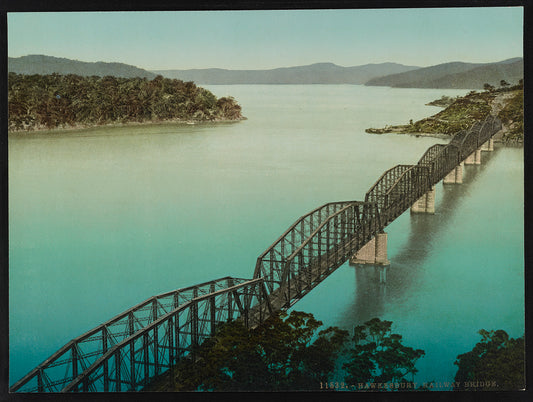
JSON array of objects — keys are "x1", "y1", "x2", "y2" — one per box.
[
  {"x1": 480, "y1": 138, "x2": 494, "y2": 152},
  {"x1": 465, "y1": 149, "x2": 482, "y2": 165},
  {"x1": 443, "y1": 162, "x2": 464, "y2": 184},
  {"x1": 410, "y1": 186, "x2": 436, "y2": 214},
  {"x1": 350, "y1": 232, "x2": 390, "y2": 265}
]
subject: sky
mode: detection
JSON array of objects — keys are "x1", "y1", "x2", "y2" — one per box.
[{"x1": 7, "y1": 8, "x2": 524, "y2": 70}]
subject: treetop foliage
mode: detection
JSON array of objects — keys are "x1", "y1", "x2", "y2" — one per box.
[
  {"x1": 147, "y1": 313, "x2": 427, "y2": 392},
  {"x1": 454, "y1": 329, "x2": 525, "y2": 390},
  {"x1": 343, "y1": 318, "x2": 425, "y2": 386},
  {"x1": 154, "y1": 311, "x2": 349, "y2": 391},
  {"x1": 8, "y1": 72, "x2": 243, "y2": 132}
]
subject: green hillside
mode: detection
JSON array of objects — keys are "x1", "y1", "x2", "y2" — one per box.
[
  {"x1": 365, "y1": 83, "x2": 523, "y2": 143},
  {"x1": 365, "y1": 58, "x2": 523, "y2": 89},
  {"x1": 8, "y1": 73, "x2": 244, "y2": 132},
  {"x1": 8, "y1": 55, "x2": 156, "y2": 79}
]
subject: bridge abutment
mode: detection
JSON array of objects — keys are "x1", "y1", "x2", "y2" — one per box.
[
  {"x1": 350, "y1": 232, "x2": 390, "y2": 266},
  {"x1": 443, "y1": 162, "x2": 464, "y2": 184},
  {"x1": 410, "y1": 185, "x2": 436, "y2": 214}
]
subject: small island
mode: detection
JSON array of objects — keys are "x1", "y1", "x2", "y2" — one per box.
[
  {"x1": 8, "y1": 73, "x2": 245, "y2": 133},
  {"x1": 366, "y1": 80, "x2": 524, "y2": 143}
]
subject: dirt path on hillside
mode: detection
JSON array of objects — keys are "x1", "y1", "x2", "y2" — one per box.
[
  {"x1": 490, "y1": 92, "x2": 515, "y2": 140},
  {"x1": 490, "y1": 92, "x2": 515, "y2": 115}
]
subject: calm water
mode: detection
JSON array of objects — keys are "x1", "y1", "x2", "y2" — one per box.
[{"x1": 8, "y1": 85, "x2": 524, "y2": 388}]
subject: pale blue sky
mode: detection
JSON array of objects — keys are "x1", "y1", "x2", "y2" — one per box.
[{"x1": 8, "y1": 8, "x2": 523, "y2": 70}]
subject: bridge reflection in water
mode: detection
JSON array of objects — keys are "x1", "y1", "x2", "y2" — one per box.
[
  {"x1": 350, "y1": 144, "x2": 499, "y2": 324},
  {"x1": 10, "y1": 116, "x2": 501, "y2": 392}
]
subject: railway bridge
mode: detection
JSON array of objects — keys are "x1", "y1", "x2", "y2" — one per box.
[{"x1": 10, "y1": 115, "x2": 502, "y2": 393}]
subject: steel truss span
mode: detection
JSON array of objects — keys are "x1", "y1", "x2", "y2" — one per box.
[{"x1": 10, "y1": 115, "x2": 501, "y2": 393}]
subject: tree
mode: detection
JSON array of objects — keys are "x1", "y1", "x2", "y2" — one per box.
[
  {"x1": 164, "y1": 311, "x2": 349, "y2": 391},
  {"x1": 454, "y1": 329, "x2": 525, "y2": 390},
  {"x1": 216, "y1": 96, "x2": 243, "y2": 120},
  {"x1": 483, "y1": 83, "x2": 495, "y2": 92},
  {"x1": 8, "y1": 73, "x2": 243, "y2": 131},
  {"x1": 500, "y1": 79, "x2": 510, "y2": 89},
  {"x1": 342, "y1": 318, "x2": 425, "y2": 387}
]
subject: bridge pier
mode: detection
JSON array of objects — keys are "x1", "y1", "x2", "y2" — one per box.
[
  {"x1": 350, "y1": 232, "x2": 390, "y2": 266},
  {"x1": 410, "y1": 185, "x2": 435, "y2": 214},
  {"x1": 443, "y1": 162, "x2": 464, "y2": 184},
  {"x1": 465, "y1": 149, "x2": 482, "y2": 165},
  {"x1": 480, "y1": 138, "x2": 494, "y2": 152}
]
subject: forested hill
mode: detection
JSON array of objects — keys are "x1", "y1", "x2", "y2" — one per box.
[
  {"x1": 365, "y1": 58, "x2": 523, "y2": 89},
  {"x1": 8, "y1": 55, "x2": 156, "y2": 79},
  {"x1": 153, "y1": 62, "x2": 420, "y2": 84},
  {"x1": 8, "y1": 73, "x2": 244, "y2": 132}
]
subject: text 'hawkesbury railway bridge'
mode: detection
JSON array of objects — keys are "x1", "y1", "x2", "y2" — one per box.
[{"x1": 10, "y1": 115, "x2": 502, "y2": 393}]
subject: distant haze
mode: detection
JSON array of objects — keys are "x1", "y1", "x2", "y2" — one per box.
[
  {"x1": 8, "y1": 55, "x2": 523, "y2": 89},
  {"x1": 365, "y1": 58, "x2": 524, "y2": 89},
  {"x1": 152, "y1": 63, "x2": 421, "y2": 85},
  {"x1": 8, "y1": 55, "x2": 156, "y2": 79}
]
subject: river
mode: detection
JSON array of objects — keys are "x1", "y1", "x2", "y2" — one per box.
[{"x1": 8, "y1": 84, "x2": 524, "y2": 388}]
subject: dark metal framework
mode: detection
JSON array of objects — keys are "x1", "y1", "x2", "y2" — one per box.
[
  {"x1": 10, "y1": 116, "x2": 501, "y2": 393},
  {"x1": 10, "y1": 277, "x2": 271, "y2": 392},
  {"x1": 253, "y1": 201, "x2": 382, "y2": 311}
]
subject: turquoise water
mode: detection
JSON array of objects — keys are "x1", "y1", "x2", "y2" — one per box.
[{"x1": 8, "y1": 85, "x2": 524, "y2": 388}]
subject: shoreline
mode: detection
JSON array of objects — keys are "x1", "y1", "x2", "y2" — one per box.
[
  {"x1": 365, "y1": 89, "x2": 523, "y2": 144},
  {"x1": 366, "y1": 128, "x2": 513, "y2": 144},
  {"x1": 8, "y1": 116, "x2": 247, "y2": 136}
]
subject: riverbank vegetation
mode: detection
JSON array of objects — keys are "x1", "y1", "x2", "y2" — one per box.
[
  {"x1": 366, "y1": 80, "x2": 523, "y2": 143},
  {"x1": 145, "y1": 311, "x2": 349, "y2": 391},
  {"x1": 454, "y1": 329, "x2": 525, "y2": 390},
  {"x1": 144, "y1": 310, "x2": 524, "y2": 392},
  {"x1": 425, "y1": 95, "x2": 460, "y2": 108},
  {"x1": 8, "y1": 73, "x2": 244, "y2": 132},
  {"x1": 496, "y1": 89, "x2": 523, "y2": 143},
  {"x1": 145, "y1": 313, "x2": 424, "y2": 392}
]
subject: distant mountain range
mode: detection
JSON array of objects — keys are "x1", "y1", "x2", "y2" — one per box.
[
  {"x1": 8, "y1": 55, "x2": 156, "y2": 79},
  {"x1": 365, "y1": 58, "x2": 523, "y2": 89},
  {"x1": 8, "y1": 55, "x2": 523, "y2": 89},
  {"x1": 152, "y1": 62, "x2": 420, "y2": 85}
]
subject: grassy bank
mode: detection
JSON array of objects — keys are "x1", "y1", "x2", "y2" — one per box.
[{"x1": 366, "y1": 85, "x2": 523, "y2": 143}]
